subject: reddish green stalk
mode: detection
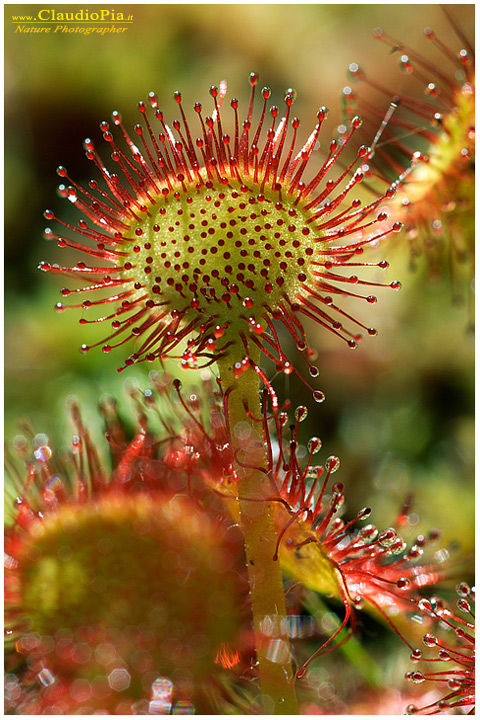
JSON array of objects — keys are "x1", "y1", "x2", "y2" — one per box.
[{"x1": 217, "y1": 353, "x2": 298, "y2": 715}]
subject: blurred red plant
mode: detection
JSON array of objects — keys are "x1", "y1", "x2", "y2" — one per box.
[{"x1": 4, "y1": 388, "x2": 252, "y2": 714}]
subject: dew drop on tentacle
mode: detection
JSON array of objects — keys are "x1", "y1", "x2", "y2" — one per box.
[
  {"x1": 378, "y1": 527, "x2": 397, "y2": 547},
  {"x1": 456, "y1": 581, "x2": 471, "y2": 597},
  {"x1": 307, "y1": 437, "x2": 322, "y2": 454},
  {"x1": 325, "y1": 456, "x2": 340, "y2": 473},
  {"x1": 410, "y1": 671, "x2": 426, "y2": 684},
  {"x1": 423, "y1": 633, "x2": 437, "y2": 647},
  {"x1": 294, "y1": 405, "x2": 308, "y2": 422}
]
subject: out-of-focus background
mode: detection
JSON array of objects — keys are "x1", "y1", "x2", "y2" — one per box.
[{"x1": 4, "y1": 4, "x2": 474, "y2": 710}]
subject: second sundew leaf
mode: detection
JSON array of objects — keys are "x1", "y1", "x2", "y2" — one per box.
[{"x1": 345, "y1": 16, "x2": 475, "y2": 307}]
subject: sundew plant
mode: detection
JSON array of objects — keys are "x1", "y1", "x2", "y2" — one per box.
[{"x1": 4, "y1": 4, "x2": 474, "y2": 715}]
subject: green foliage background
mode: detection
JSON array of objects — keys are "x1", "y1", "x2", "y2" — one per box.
[{"x1": 4, "y1": 4, "x2": 474, "y2": 711}]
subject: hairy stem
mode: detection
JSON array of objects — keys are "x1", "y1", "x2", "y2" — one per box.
[{"x1": 217, "y1": 353, "x2": 298, "y2": 715}]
